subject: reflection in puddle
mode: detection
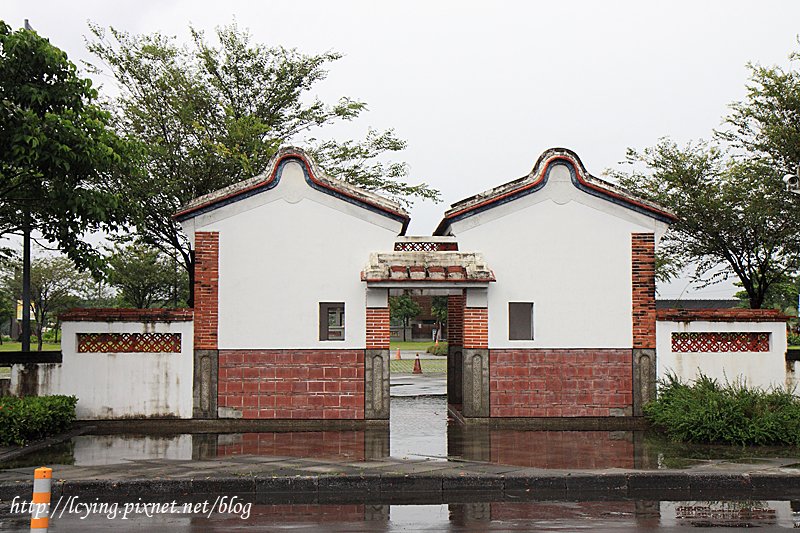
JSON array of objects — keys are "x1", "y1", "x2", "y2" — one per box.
[
  {"x1": 3, "y1": 395, "x2": 800, "y2": 470},
  {"x1": 1, "y1": 501, "x2": 798, "y2": 531}
]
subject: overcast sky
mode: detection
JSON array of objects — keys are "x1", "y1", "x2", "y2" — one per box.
[{"x1": 5, "y1": 0, "x2": 800, "y2": 298}]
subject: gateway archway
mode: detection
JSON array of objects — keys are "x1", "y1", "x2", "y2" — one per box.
[{"x1": 361, "y1": 236, "x2": 495, "y2": 421}]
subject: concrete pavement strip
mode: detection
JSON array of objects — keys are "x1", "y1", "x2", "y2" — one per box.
[{"x1": 2, "y1": 456, "x2": 800, "y2": 504}]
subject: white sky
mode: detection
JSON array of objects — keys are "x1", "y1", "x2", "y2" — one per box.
[{"x1": 5, "y1": 0, "x2": 800, "y2": 299}]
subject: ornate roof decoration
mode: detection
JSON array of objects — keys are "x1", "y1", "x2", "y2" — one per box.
[
  {"x1": 174, "y1": 146, "x2": 411, "y2": 233},
  {"x1": 435, "y1": 147, "x2": 676, "y2": 235}
]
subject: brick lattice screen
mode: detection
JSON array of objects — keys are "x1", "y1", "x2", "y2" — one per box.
[
  {"x1": 671, "y1": 332, "x2": 770, "y2": 353},
  {"x1": 77, "y1": 333, "x2": 181, "y2": 353}
]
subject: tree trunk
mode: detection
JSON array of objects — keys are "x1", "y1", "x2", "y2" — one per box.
[
  {"x1": 187, "y1": 251, "x2": 195, "y2": 308},
  {"x1": 21, "y1": 219, "x2": 31, "y2": 352}
]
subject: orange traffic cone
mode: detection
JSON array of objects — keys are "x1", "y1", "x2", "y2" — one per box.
[
  {"x1": 413, "y1": 353, "x2": 422, "y2": 374},
  {"x1": 395, "y1": 348, "x2": 402, "y2": 360}
]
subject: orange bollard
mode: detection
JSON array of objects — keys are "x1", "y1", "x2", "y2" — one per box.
[
  {"x1": 413, "y1": 353, "x2": 422, "y2": 374},
  {"x1": 31, "y1": 466, "x2": 51, "y2": 531},
  {"x1": 395, "y1": 348, "x2": 402, "y2": 360}
]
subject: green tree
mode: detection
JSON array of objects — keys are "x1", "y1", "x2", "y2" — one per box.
[
  {"x1": 431, "y1": 295, "x2": 448, "y2": 343},
  {"x1": 0, "y1": 21, "x2": 139, "y2": 350},
  {"x1": 612, "y1": 140, "x2": 800, "y2": 309},
  {"x1": 3, "y1": 256, "x2": 89, "y2": 351},
  {"x1": 719, "y1": 49, "x2": 800, "y2": 175},
  {"x1": 389, "y1": 293, "x2": 421, "y2": 342},
  {"x1": 86, "y1": 23, "x2": 439, "y2": 304},
  {"x1": 106, "y1": 243, "x2": 188, "y2": 308}
]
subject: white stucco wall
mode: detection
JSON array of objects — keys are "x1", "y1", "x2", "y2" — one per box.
[
  {"x1": 182, "y1": 160, "x2": 403, "y2": 349},
  {"x1": 12, "y1": 320, "x2": 194, "y2": 419},
  {"x1": 656, "y1": 320, "x2": 789, "y2": 391},
  {"x1": 449, "y1": 163, "x2": 668, "y2": 349}
]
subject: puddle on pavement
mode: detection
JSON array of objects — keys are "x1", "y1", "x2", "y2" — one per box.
[
  {"x1": 1, "y1": 500, "x2": 799, "y2": 531},
  {"x1": 3, "y1": 395, "x2": 800, "y2": 470}
]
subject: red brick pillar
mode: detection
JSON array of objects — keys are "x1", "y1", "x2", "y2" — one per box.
[
  {"x1": 365, "y1": 303, "x2": 390, "y2": 419},
  {"x1": 447, "y1": 293, "x2": 465, "y2": 347},
  {"x1": 194, "y1": 231, "x2": 219, "y2": 349},
  {"x1": 447, "y1": 292, "x2": 465, "y2": 405},
  {"x1": 193, "y1": 231, "x2": 219, "y2": 418},
  {"x1": 632, "y1": 233, "x2": 656, "y2": 349},
  {"x1": 631, "y1": 233, "x2": 656, "y2": 416},
  {"x1": 463, "y1": 290, "x2": 489, "y2": 417},
  {"x1": 366, "y1": 308, "x2": 390, "y2": 350},
  {"x1": 463, "y1": 308, "x2": 489, "y2": 349}
]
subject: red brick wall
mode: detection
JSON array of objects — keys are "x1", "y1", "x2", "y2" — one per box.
[
  {"x1": 447, "y1": 293, "x2": 465, "y2": 345},
  {"x1": 488, "y1": 430, "x2": 635, "y2": 469},
  {"x1": 463, "y1": 307, "x2": 488, "y2": 349},
  {"x1": 632, "y1": 233, "x2": 656, "y2": 349},
  {"x1": 216, "y1": 431, "x2": 366, "y2": 460},
  {"x1": 218, "y1": 350, "x2": 365, "y2": 419},
  {"x1": 194, "y1": 231, "x2": 219, "y2": 350},
  {"x1": 489, "y1": 349, "x2": 632, "y2": 417},
  {"x1": 366, "y1": 308, "x2": 390, "y2": 349}
]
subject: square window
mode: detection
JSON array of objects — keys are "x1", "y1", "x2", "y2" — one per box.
[
  {"x1": 509, "y1": 302, "x2": 534, "y2": 340},
  {"x1": 319, "y1": 303, "x2": 345, "y2": 341}
]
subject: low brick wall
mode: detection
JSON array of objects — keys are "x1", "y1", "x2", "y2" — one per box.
[
  {"x1": 218, "y1": 350, "x2": 365, "y2": 419},
  {"x1": 489, "y1": 349, "x2": 632, "y2": 417}
]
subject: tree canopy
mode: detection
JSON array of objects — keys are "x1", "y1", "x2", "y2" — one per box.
[
  {"x1": 611, "y1": 48, "x2": 800, "y2": 309},
  {"x1": 106, "y1": 242, "x2": 187, "y2": 308},
  {"x1": 86, "y1": 23, "x2": 439, "y2": 299},
  {"x1": 0, "y1": 21, "x2": 139, "y2": 273},
  {"x1": 612, "y1": 140, "x2": 800, "y2": 309}
]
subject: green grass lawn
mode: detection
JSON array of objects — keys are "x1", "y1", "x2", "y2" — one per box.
[
  {"x1": 390, "y1": 359, "x2": 447, "y2": 374},
  {"x1": 390, "y1": 341, "x2": 447, "y2": 351},
  {"x1": 0, "y1": 366, "x2": 9, "y2": 379},
  {"x1": 0, "y1": 341, "x2": 61, "y2": 352}
]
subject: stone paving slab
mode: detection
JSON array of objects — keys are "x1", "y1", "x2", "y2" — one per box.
[{"x1": 2, "y1": 455, "x2": 800, "y2": 504}]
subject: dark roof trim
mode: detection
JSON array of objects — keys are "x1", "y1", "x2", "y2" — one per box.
[
  {"x1": 174, "y1": 151, "x2": 410, "y2": 233},
  {"x1": 434, "y1": 149, "x2": 676, "y2": 235}
]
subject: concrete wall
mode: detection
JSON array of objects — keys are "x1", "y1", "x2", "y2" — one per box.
[
  {"x1": 12, "y1": 320, "x2": 194, "y2": 419},
  {"x1": 182, "y1": 160, "x2": 402, "y2": 350},
  {"x1": 656, "y1": 320, "x2": 788, "y2": 391},
  {"x1": 450, "y1": 163, "x2": 668, "y2": 349}
]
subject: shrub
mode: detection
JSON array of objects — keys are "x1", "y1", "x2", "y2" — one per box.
[
  {"x1": 788, "y1": 331, "x2": 800, "y2": 346},
  {"x1": 0, "y1": 395, "x2": 78, "y2": 446},
  {"x1": 644, "y1": 373, "x2": 800, "y2": 446},
  {"x1": 426, "y1": 343, "x2": 448, "y2": 356}
]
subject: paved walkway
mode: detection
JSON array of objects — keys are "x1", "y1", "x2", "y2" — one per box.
[{"x1": 2, "y1": 454, "x2": 799, "y2": 504}]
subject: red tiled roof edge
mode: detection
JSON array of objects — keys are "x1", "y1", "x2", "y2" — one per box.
[
  {"x1": 656, "y1": 308, "x2": 790, "y2": 323},
  {"x1": 434, "y1": 148, "x2": 676, "y2": 235},
  {"x1": 59, "y1": 308, "x2": 194, "y2": 322}
]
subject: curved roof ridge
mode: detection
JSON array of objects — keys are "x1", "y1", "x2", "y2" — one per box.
[
  {"x1": 174, "y1": 146, "x2": 410, "y2": 231},
  {"x1": 435, "y1": 147, "x2": 675, "y2": 234}
]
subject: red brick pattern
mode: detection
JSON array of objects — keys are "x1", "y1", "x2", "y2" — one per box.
[
  {"x1": 671, "y1": 332, "x2": 770, "y2": 352},
  {"x1": 218, "y1": 350, "x2": 365, "y2": 419},
  {"x1": 489, "y1": 349, "x2": 632, "y2": 417},
  {"x1": 489, "y1": 431, "x2": 635, "y2": 469},
  {"x1": 60, "y1": 308, "x2": 193, "y2": 322},
  {"x1": 216, "y1": 431, "x2": 366, "y2": 460},
  {"x1": 657, "y1": 308, "x2": 790, "y2": 322},
  {"x1": 463, "y1": 307, "x2": 488, "y2": 349},
  {"x1": 447, "y1": 293, "x2": 465, "y2": 345},
  {"x1": 194, "y1": 232, "x2": 219, "y2": 350},
  {"x1": 632, "y1": 233, "x2": 656, "y2": 349},
  {"x1": 366, "y1": 308, "x2": 390, "y2": 349}
]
